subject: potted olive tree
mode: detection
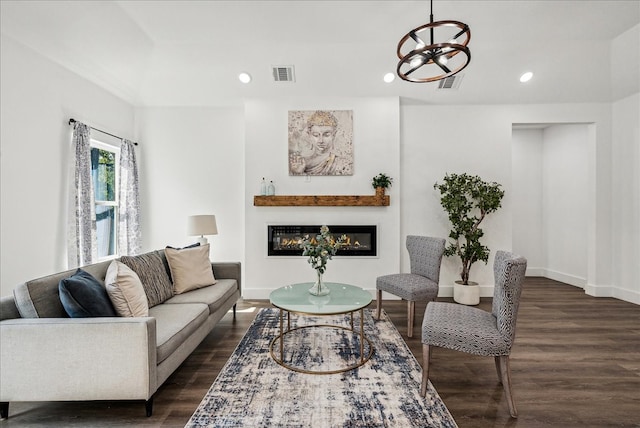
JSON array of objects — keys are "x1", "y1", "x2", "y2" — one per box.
[
  {"x1": 372, "y1": 173, "x2": 393, "y2": 197},
  {"x1": 434, "y1": 173, "x2": 504, "y2": 305}
]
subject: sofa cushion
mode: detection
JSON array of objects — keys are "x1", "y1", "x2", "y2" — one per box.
[
  {"x1": 165, "y1": 244, "x2": 217, "y2": 295},
  {"x1": 164, "y1": 279, "x2": 238, "y2": 314},
  {"x1": 59, "y1": 269, "x2": 117, "y2": 318},
  {"x1": 105, "y1": 261, "x2": 149, "y2": 317},
  {"x1": 149, "y1": 302, "x2": 209, "y2": 364},
  {"x1": 120, "y1": 250, "x2": 174, "y2": 308}
]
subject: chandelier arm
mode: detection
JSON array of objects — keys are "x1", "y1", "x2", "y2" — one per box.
[
  {"x1": 410, "y1": 32, "x2": 421, "y2": 44},
  {"x1": 452, "y1": 25, "x2": 470, "y2": 42},
  {"x1": 435, "y1": 60, "x2": 451, "y2": 74}
]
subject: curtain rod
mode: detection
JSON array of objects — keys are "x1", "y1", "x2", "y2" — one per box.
[{"x1": 68, "y1": 118, "x2": 138, "y2": 146}]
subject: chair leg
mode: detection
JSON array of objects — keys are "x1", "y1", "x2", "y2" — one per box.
[
  {"x1": 376, "y1": 289, "x2": 382, "y2": 319},
  {"x1": 1, "y1": 402, "x2": 8, "y2": 419},
  {"x1": 498, "y1": 355, "x2": 518, "y2": 418},
  {"x1": 233, "y1": 303, "x2": 237, "y2": 320},
  {"x1": 420, "y1": 344, "x2": 431, "y2": 397},
  {"x1": 407, "y1": 300, "x2": 415, "y2": 338},
  {"x1": 494, "y1": 356, "x2": 503, "y2": 384}
]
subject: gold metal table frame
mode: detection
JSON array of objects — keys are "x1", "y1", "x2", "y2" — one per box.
[{"x1": 268, "y1": 282, "x2": 374, "y2": 375}]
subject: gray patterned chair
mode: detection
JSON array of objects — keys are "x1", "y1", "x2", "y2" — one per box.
[
  {"x1": 420, "y1": 250, "x2": 527, "y2": 418},
  {"x1": 376, "y1": 235, "x2": 445, "y2": 337}
]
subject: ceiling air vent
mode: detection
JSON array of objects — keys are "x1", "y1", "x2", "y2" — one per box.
[
  {"x1": 272, "y1": 65, "x2": 295, "y2": 82},
  {"x1": 436, "y1": 74, "x2": 463, "y2": 90}
]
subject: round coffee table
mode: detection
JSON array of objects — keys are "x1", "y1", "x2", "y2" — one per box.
[{"x1": 269, "y1": 282, "x2": 374, "y2": 374}]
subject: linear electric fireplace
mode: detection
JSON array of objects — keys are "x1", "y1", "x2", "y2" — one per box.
[{"x1": 268, "y1": 225, "x2": 377, "y2": 257}]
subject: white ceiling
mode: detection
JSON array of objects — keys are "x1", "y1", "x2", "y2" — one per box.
[{"x1": 1, "y1": 0, "x2": 638, "y2": 107}]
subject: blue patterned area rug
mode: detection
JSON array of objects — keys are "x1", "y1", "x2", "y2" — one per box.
[{"x1": 186, "y1": 308, "x2": 457, "y2": 428}]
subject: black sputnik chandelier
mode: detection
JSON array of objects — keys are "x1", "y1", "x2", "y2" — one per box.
[{"x1": 397, "y1": 0, "x2": 471, "y2": 83}]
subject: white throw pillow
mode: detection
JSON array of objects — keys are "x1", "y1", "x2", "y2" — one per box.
[
  {"x1": 165, "y1": 244, "x2": 217, "y2": 294},
  {"x1": 105, "y1": 260, "x2": 149, "y2": 317}
]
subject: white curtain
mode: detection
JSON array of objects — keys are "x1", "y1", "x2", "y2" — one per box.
[
  {"x1": 118, "y1": 139, "x2": 141, "y2": 255},
  {"x1": 67, "y1": 122, "x2": 97, "y2": 267}
]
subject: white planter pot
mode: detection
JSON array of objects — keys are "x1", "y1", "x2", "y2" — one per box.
[{"x1": 453, "y1": 281, "x2": 480, "y2": 305}]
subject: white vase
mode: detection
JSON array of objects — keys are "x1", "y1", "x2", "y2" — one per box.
[
  {"x1": 453, "y1": 281, "x2": 480, "y2": 305},
  {"x1": 308, "y1": 270, "x2": 330, "y2": 296}
]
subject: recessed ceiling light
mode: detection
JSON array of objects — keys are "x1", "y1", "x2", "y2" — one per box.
[
  {"x1": 383, "y1": 72, "x2": 395, "y2": 83},
  {"x1": 238, "y1": 72, "x2": 252, "y2": 83},
  {"x1": 520, "y1": 72, "x2": 533, "y2": 83}
]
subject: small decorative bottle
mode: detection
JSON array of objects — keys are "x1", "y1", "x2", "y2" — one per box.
[
  {"x1": 260, "y1": 178, "x2": 267, "y2": 196},
  {"x1": 267, "y1": 180, "x2": 275, "y2": 196}
]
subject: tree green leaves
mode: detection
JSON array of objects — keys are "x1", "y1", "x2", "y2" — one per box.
[{"x1": 434, "y1": 173, "x2": 504, "y2": 284}]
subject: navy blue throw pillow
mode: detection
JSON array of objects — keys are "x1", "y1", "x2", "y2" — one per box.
[{"x1": 59, "y1": 269, "x2": 117, "y2": 318}]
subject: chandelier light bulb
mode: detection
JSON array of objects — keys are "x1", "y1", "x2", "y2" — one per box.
[{"x1": 410, "y1": 56, "x2": 424, "y2": 68}]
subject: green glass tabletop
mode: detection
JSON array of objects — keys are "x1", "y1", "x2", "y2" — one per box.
[{"x1": 269, "y1": 282, "x2": 372, "y2": 315}]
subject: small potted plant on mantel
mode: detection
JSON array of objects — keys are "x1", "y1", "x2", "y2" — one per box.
[
  {"x1": 434, "y1": 173, "x2": 504, "y2": 305},
  {"x1": 372, "y1": 173, "x2": 393, "y2": 197}
]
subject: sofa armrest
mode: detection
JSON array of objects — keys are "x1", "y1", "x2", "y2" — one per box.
[
  {"x1": 212, "y1": 262, "x2": 241, "y2": 292},
  {"x1": 0, "y1": 317, "x2": 157, "y2": 402}
]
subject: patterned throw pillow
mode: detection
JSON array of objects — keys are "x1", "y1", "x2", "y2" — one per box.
[{"x1": 120, "y1": 251, "x2": 174, "y2": 307}]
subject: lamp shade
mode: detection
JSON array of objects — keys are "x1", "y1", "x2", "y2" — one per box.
[{"x1": 187, "y1": 215, "x2": 218, "y2": 236}]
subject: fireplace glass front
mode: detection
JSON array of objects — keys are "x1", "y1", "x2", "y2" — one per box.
[{"x1": 268, "y1": 225, "x2": 377, "y2": 257}]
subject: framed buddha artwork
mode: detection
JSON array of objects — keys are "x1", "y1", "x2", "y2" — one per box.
[{"x1": 288, "y1": 110, "x2": 353, "y2": 176}]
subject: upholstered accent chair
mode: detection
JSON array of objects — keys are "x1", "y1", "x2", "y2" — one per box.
[
  {"x1": 376, "y1": 235, "x2": 446, "y2": 337},
  {"x1": 420, "y1": 250, "x2": 527, "y2": 418}
]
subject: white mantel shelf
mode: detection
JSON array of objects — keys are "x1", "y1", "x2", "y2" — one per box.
[{"x1": 253, "y1": 195, "x2": 390, "y2": 207}]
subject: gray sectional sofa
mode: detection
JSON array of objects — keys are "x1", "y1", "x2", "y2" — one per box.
[{"x1": 0, "y1": 249, "x2": 241, "y2": 418}]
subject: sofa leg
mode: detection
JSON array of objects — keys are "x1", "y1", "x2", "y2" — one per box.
[
  {"x1": 145, "y1": 397, "x2": 153, "y2": 417},
  {"x1": 233, "y1": 303, "x2": 237, "y2": 320},
  {"x1": 1, "y1": 402, "x2": 9, "y2": 419}
]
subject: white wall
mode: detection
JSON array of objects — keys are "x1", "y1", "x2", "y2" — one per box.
[
  {"x1": 134, "y1": 107, "x2": 245, "y2": 266},
  {"x1": 542, "y1": 125, "x2": 589, "y2": 286},
  {"x1": 611, "y1": 93, "x2": 640, "y2": 304},
  {"x1": 243, "y1": 98, "x2": 401, "y2": 298},
  {"x1": 0, "y1": 35, "x2": 134, "y2": 297},
  {"x1": 511, "y1": 129, "x2": 544, "y2": 272},
  {"x1": 401, "y1": 105, "x2": 513, "y2": 296},
  {"x1": 513, "y1": 126, "x2": 589, "y2": 286}
]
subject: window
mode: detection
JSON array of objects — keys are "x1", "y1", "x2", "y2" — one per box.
[{"x1": 90, "y1": 140, "x2": 120, "y2": 259}]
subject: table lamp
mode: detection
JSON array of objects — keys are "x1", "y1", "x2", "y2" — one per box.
[{"x1": 187, "y1": 215, "x2": 218, "y2": 245}]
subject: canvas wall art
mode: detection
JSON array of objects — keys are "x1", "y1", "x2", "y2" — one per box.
[{"x1": 288, "y1": 110, "x2": 353, "y2": 176}]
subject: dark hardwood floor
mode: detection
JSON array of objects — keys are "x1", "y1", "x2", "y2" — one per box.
[{"x1": 2, "y1": 277, "x2": 639, "y2": 427}]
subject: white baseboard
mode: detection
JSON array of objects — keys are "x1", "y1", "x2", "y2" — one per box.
[
  {"x1": 612, "y1": 288, "x2": 640, "y2": 305},
  {"x1": 525, "y1": 267, "x2": 546, "y2": 276},
  {"x1": 243, "y1": 276, "x2": 639, "y2": 306},
  {"x1": 585, "y1": 283, "x2": 640, "y2": 305},
  {"x1": 542, "y1": 269, "x2": 586, "y2": 289}
]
